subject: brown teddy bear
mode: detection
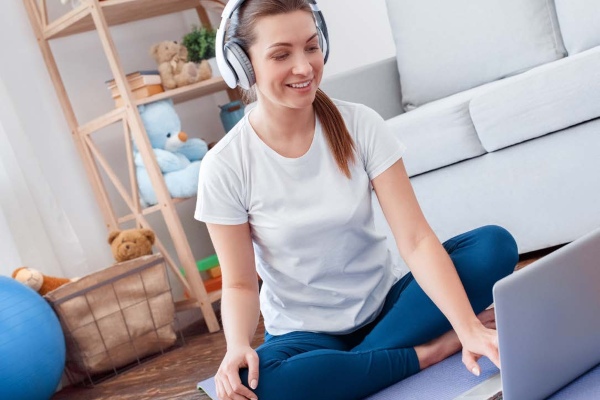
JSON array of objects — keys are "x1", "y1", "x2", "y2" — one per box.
[
  {"x1": 150, "y1": 40, "x2": 212, "y2": 90},
  {"x1": 108, "y1": 228, "x2": 155, "y2": 263},
  {"x1": 11, "y1": 267, "x2": 73, "y2": 296}
]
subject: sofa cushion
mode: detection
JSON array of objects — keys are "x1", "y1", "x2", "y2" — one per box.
[
  {"x1": 385, "y1": 0, "x2": 566, "y2": 110},
  {"x1": 469, "y1": 47, "x2": 600, "y2": 152},
  {"x1": 554, "y1": 0, "x2": 600, "y2": 54},
  {"x1": 386, "y1": 85, "x2": 491, "y2": 177}
]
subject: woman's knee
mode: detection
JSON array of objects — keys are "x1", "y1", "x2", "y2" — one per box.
[
  {"x1": 451, "y1": 225, "x2": 518, "y2": 287},
  {"x1": 474, "y1": 225, "x2": 519, "y2": 279},
  {"x1": 449, "y1": 225, "x2": 518, "y2": 312},
  {"x1": 239, "y1": 359, "x2": 279, "y2": 400},
  {"x1": 457, "y1": 225, "x2": 519, "y2": 289}
]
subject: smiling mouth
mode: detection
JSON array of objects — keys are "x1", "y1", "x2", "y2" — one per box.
[{"x1": 287, "y1": 80, "x2": 312, "y2": 88}]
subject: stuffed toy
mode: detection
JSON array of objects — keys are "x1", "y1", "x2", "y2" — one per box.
[
  {"x1": 108, "y1": 228, "x2": 156, "y2": 263},
  {"x1": 135, "y1": 99, "x2": 208, "y2": 206},
  {"x1": 150, "y1": 40, "x2": 212, "y2": 90},
  {"x1": 11, "y1": 267, "x2": 73, "y2": 296}
]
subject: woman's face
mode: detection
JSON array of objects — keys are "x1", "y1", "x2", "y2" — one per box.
[{"x1": 248, "y1": 10, "x2": 324, "y2": 111}]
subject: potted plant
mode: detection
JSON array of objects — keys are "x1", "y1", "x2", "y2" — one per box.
[{"x1": 182, "y1": 27, "x2": 218, "y2": 76}]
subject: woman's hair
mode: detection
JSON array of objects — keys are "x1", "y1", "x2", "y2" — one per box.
[{"x1": 230, "y1": 0, "x2": 356, "y2": 178}]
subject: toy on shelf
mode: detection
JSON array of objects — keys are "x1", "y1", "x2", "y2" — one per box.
[
  {"x1": 180, "y1": 254, "x2": 222, "y2": 293},
  {"x1": 108, "y1": 228, "x2": 155, "y2": 262},
  {"x1": 11, "y1": 267, "x2": 73, "y2": 296},
  {"x1": 150, "y1": 40, "x2": 212, "y2": 90},
  {"x1": 196, "y1": 253, "x2": 222, "y2": 278},
  {"x1": 135, "y1": 99, "x2": 209, "y2": 206}
]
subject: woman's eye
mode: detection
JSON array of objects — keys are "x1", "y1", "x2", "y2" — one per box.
[
  {"x1": 307, "y1": 46, "x2": 320, "y2": 52},
  {"x1": 272, "y1": 53, "x2": 288, "y2": 61}
]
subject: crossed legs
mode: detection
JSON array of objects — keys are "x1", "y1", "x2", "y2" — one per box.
[{"x1": 241, "y1": 225, "x2": 518, "y2": 400}]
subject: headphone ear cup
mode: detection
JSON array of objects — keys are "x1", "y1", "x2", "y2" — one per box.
[{"x1": 224, "y1": 41, "x2": 256, "y2": 90}]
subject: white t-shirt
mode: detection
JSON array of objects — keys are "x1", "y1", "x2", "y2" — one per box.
[{"x1": 195, "y1": 99, "x2": 406, "y2": 335}]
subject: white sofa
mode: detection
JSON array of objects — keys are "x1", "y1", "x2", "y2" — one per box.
[{"x1": 322, "y1": 0, "x2": 600, "y2": 270}]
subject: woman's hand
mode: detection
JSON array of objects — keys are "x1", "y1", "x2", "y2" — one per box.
[
  {"x1": 215, "y1": 345, "x2": 260, "y2": 400},
  {"x1": 458, "y1": 311, "x2": 500, "y2": 376}
]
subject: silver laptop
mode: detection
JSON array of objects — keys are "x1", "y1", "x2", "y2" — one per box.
[{"x1": 455, "y1": 227, "x2": 600, "y2": 400}]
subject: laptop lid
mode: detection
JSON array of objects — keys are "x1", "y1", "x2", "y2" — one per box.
[{"x1": 493, "y1": 227, "x2": 600, "y2": 400}]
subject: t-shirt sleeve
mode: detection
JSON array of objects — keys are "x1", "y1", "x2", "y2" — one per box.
[
  {"x1": 194, "y1": 153, "x2": 248, "y2": 225},
  {"x1": 354, "y1": 104, "x2": 407, "y2": 180}
]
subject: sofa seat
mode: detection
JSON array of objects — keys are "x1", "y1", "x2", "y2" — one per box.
[
  {"x1": 470, "y1": 46, "x2": 600, "y2": 152},
  {"x1": 374, "y1": 117, "x2": 600, "y2": 274}
]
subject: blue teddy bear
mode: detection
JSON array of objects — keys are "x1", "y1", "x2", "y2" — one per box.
[{"x1": 135, "y1": 99, "x2": 208, "y2": 207}]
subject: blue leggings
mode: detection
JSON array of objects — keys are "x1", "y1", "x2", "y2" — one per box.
[{"x1": 241, "y1": 225, "x2": 518, "y2": 400}]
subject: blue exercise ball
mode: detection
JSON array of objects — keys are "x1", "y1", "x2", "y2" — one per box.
[{"x1": 0, "y1": 276, "x2": 66, "y2": 400}]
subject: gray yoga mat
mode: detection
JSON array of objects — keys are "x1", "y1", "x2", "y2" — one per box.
[{"x1": 197, "y1": 353, "x2": 600, "y2": 399}]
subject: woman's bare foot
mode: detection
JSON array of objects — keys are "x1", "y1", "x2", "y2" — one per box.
[
  {"x1": 477, "y1": 307, "x2": 496, "y2": 330},
  {"x1": 414, "y1": 307, "x2": 496, "y2": 370}
]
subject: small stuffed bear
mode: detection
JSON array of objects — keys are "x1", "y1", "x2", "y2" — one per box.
[
  {"x1": 135, "y1": 99, "x2": 208, "y2": 206},
  {"x1": 108, "y1": 228, "x2": 155, "y2": 263},
  {"x1": 12, "y1": 267, "x2": 73, "y2": 296},
  {"x1": 150, "y1": 40, "x2": 212, "y2": 90}
]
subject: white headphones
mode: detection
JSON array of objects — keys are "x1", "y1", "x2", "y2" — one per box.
[{"x1": 216, "y1": 0, "x2": 330, "y2": 90}]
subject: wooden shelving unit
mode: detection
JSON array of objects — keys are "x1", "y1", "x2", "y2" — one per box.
[{"x1": 23, "y1": 0, "x2": 236, "y2": 333}]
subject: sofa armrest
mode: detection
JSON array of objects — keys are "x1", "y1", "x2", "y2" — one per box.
[{"x1": 321, "y1": 57, "x2": 404, "y2": 120}]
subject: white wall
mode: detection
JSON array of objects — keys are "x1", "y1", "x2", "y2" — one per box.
[
  {"x1": 320, "y1": 0, "x2": 395, "y2": 78},
  {"x1": 0, "y1": 1, "x2": 394, "y2": 279}
]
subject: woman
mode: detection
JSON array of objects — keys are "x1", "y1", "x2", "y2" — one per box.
[{"x1": 195, "y1": 1, "x2": 518, "y2": 399}]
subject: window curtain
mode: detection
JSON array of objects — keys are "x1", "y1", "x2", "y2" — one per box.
[{"x1": 0, "y1": 76, "x2": 87, "y2": 278}]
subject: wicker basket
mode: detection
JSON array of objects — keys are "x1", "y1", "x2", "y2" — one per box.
[{"x1": 45, "y1": 254, "x2": 178, "y2": 381}]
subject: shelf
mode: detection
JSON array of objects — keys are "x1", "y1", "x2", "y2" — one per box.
[
  {"x1": 137, "y1": 76, "x2": 230, "y2": 106},
  {"x1": 77, "y1": 76, "x2": 229, "y2": 137},
  {"x1": 118, "y1": 197, "x2": 192, "y2": 224},
  {"x1": 26, "y1": 0, "x2": 226, "y2": 333},
  {"x1": 174, "y1": 288, "x2": 221, "y2": 312},
  {"x1": 45, "y1": 0, "x2": 200, "y2": 40},
  {"x1": 79, "y1": 107, "x2": 125, "y2": 136}
]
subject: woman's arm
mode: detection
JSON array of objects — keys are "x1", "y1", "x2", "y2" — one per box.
[
  {"x1": 206, "y1": 222, "x2": 260, "y2": 400},
  {"x1": 371, "y1": 159, "x2": 499, "y2": 373}
]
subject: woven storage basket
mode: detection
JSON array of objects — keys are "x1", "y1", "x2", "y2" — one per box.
[{"x1": 45, "y1": 254, "x2": 177, "y2": 377}]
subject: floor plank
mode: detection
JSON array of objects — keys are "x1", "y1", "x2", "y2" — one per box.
[{"x1": 52, "y1": 247, "x2": 557, "y2": 399}]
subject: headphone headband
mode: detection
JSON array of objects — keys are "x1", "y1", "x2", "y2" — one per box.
[
  {"x1": 308, "y1": 2, "x2": 329, "y2": 63},
  {"x1": 220, "y1": 0, "x2": 245, "y2": 19},
  {"x1": 216, "y1": 0, "x2": 330, "y2": 89}
]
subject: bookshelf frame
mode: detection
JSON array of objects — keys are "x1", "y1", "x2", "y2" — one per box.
[{"x1": 23, "y1": 0, "x2": 237, "y2": 333}]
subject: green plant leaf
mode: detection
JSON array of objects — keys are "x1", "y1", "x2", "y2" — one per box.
[{"x1": 182, "y1": 27, "x2": 217, "y2": 62}]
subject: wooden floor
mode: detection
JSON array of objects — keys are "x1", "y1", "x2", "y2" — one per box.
[
  {"x1": 52, "y1": 247, "x2": 559, "y2": 400},
  {"x1": 53, "y1": 315, "x2": 266, "y2": 400}
]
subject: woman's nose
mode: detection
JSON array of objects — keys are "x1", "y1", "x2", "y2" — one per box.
[{"x1": 292, "y1": 54, "x2": 312, "y2": 76}]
